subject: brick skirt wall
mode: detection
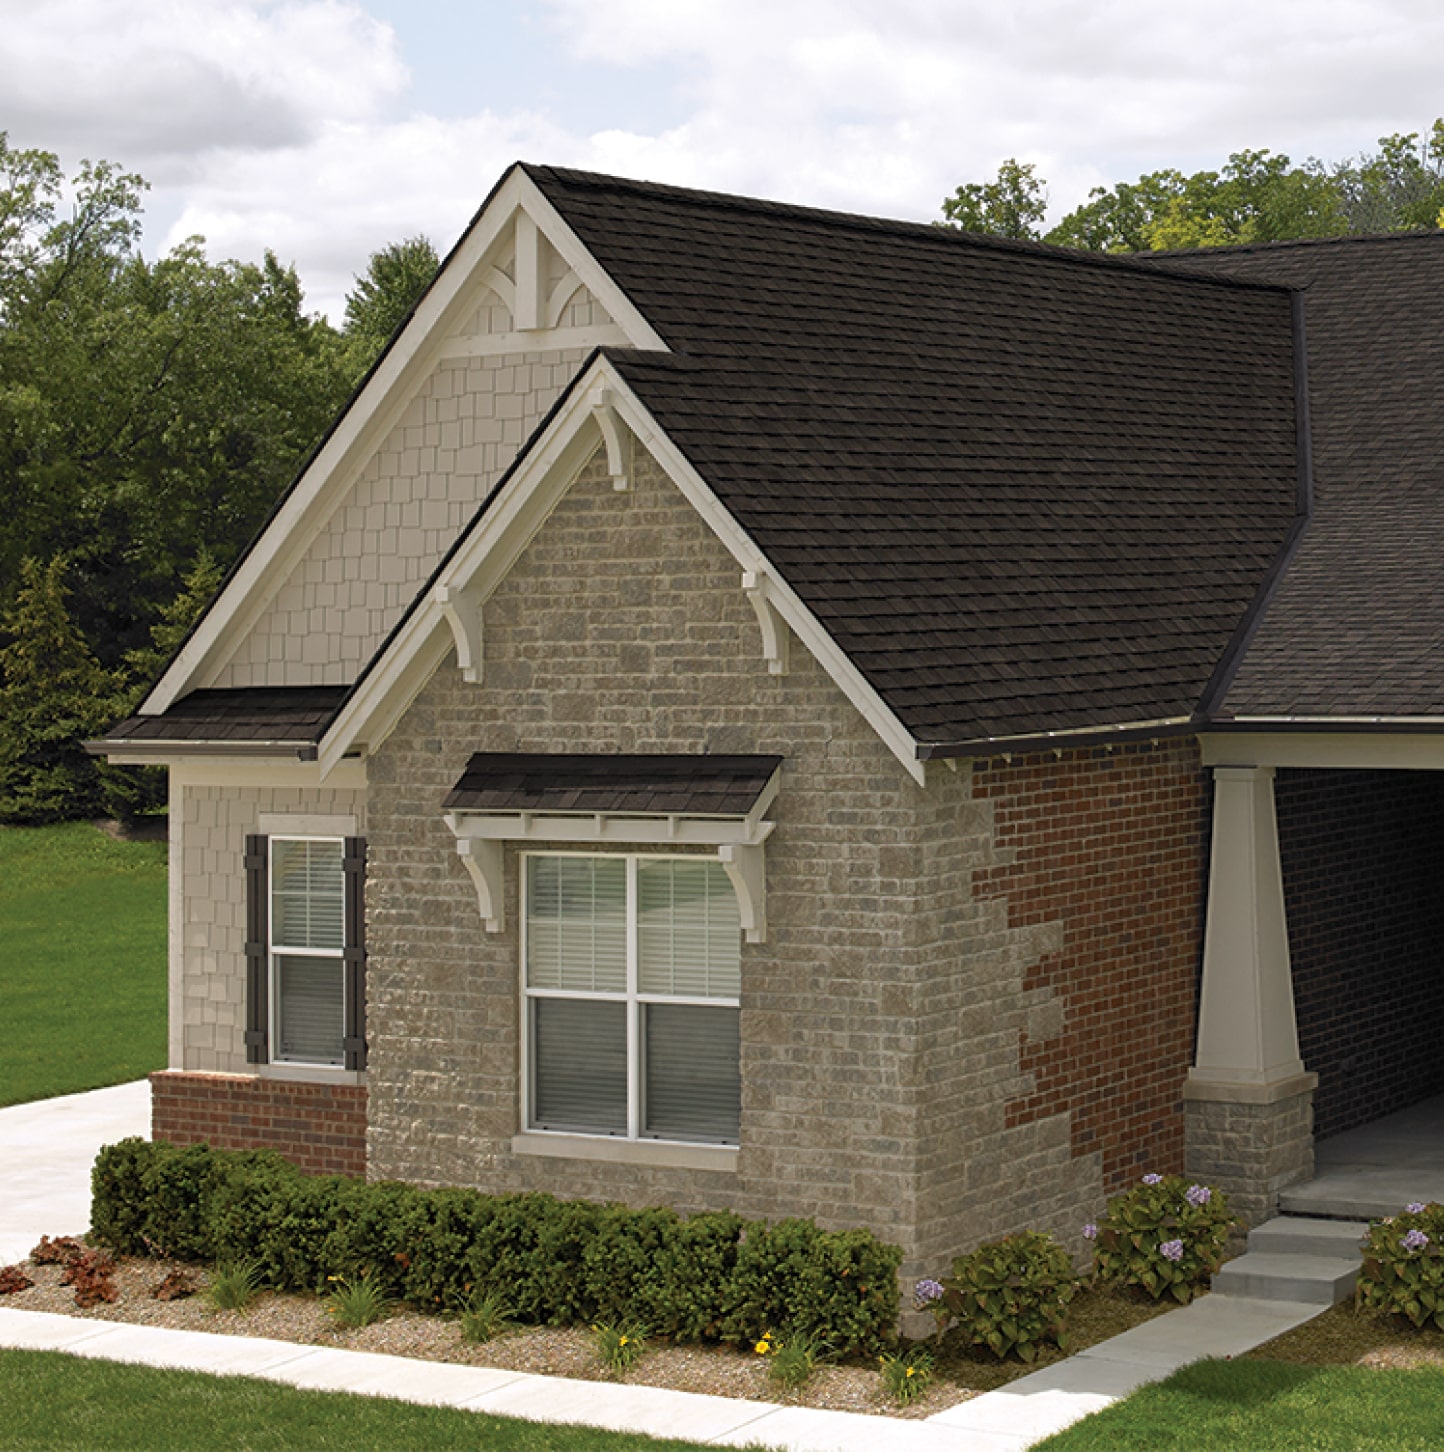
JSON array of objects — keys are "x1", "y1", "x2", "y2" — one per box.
[
  {"x1": 150, "y1": 1070, "x2": 367, "y2": 1177},
  {"x1": 1276, "y1": 769, "x2": 1444, "y2": 1140}
]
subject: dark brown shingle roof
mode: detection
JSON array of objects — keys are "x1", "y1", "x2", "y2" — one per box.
[
  {"x1": 1142, "y1": 232, "x2": 1444, "y2": 720},
  {"x1": 444, "y1": 753, "x2": 782, "y2": 816},
  {"x1": 525, "y1": 166, "x2": 1303, "y2": 747},
  {"x1": 100, "y1": 687, "x2": 348, "y2": 749}
]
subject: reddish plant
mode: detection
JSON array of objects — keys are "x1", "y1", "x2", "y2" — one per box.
[
  {"x1": 0, "y1": 1264, "x2": 34, "y2": 1294},
  {"x1": 61, "y1": 1249, "x2": 119, "y2": 1308},
  {"x1": 152, "y1": 1270, "x2": 198, "y2": 1301},
  {"x1": 30, "y1": 1235, "x2": 85, "y2": 1266}
]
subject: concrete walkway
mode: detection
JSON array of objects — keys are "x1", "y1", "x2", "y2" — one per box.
[{"x1": 0, "y1": 1082, "x2": 1329, "y2": 1451}]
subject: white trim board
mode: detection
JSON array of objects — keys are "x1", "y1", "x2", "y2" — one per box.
[
  {"x1": 317, "y1": 353, "x2": 927, "y2": 787},
  {"x1": 1200, "y1": 731, "x2": 1444, "y2": 771}
]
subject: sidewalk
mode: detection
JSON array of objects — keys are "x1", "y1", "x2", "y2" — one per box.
[{"x1": 0, "y1": 1082, "x2": 1325, "y2": 1451}]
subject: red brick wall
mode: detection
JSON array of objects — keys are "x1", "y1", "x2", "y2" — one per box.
[
  {"x1": 972, "y1": 738, "x2": 1208, "y2": 1191},
  {"x1": 150, "y1": 1071, "x2": 367, "y2": 1177},
  {"x1": 1276, "y1": 768, "x2": 1444, "y2": 1140}
]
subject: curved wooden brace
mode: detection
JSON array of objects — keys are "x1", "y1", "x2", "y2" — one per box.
[
  {"x1": 718, "y1": 842, "x2": 766, "y2": 943},
  {"x1": 455, "y1": 837, "x2": 505, "y2": 933},
  {"x1": 741, "y1": 570, "x2": 790, "y2": 675},
  {"x1": 590, "y1": 387, "x2": 633, "y2": 491},
  {"x1": 545, "y1": 273, "x2": 584, "y2": 329},
  {"x1": 481, "y1": 267, "x2": 516, "y2": 322},
  {"x1": 434, "y1": 583, "x2": 483, "y2": 683}
]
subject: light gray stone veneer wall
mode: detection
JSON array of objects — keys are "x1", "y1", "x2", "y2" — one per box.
[
  {"x1": 174, "y1": 780, "x2": 366, "y2": 1073},
  {"x1": 363, "y1": 442, "x2": 1098, "y2": 1274},
  {"x1": 1185, "y1": 1089, "x2": 1316, "y2": 1228}
]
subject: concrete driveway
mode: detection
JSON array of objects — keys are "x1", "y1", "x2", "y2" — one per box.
[{"x1": 0, "y1": 1080, "x2": 150, "y2": 1265}]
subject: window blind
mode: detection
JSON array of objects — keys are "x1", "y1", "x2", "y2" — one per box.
[
  {"x1": 531, "y1": 997, "x2": 627, "y2": 1134},
  {"x1": 276, "y1": 954, "x2": 345, "y2": 1065},
  {"x1": 643, "y1": 1003, "x2": 740, "y2": 1143}
]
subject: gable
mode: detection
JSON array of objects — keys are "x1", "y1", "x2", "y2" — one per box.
[{"x1": 144, "y1": 166, "x2": 664, "y2": 713}]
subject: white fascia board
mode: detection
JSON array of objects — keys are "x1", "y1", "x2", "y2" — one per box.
[
  {"x1": 146, "y1": 168, "x2": 666, "y2": 715},
  {"x1": 321, "y1": 355, "x2": 926, "y2": 788},
  {"x1": 1200, "y1": 730, "x2": 1444, "y2": 771}
]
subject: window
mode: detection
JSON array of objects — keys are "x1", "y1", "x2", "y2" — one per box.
[
  {"x1": 244, "y1": 833, "x2": 366, "y2": 1071},
  {"x1": 523, "y1": 853, "x2": 741, "y2": 1144}
]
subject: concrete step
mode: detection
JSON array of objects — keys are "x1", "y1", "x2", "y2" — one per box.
[
  {"x1": 1246, "y1": 1215, "x2": 1368, "y2": 1259},
  {"x1": 1213, "y1": 1250, "x2": 1359, "y2": 1305}
]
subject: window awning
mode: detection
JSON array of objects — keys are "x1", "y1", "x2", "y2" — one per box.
[{"x1": 441, "y1": 753, "x2": 782, "y2": 941}]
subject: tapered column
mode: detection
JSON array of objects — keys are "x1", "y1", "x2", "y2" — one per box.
[
  {"x1": 1189, "y1": 765, "x2": 1306, "y2": 1090},
  {"x1": 1184, "y1": 765, "x2": 1316, "y2": 1226}
]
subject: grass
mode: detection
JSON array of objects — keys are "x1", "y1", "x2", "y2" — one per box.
[
  {"x1": 0, "y1": 1349, "x2": 779, "y2": 1451},
  {"x1": 1032, "y1": 1357, "x2": 1444, "y2": 1450},
  {"x1": 0, "y1": 821, "x2": 167, "y2": 1107}
]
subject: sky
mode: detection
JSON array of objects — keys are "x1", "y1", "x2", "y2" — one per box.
[{"x1": 3, "y1": 0, "x2": 1442, "y2": 322}]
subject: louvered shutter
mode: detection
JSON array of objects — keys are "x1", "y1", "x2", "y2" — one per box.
[
  {"x1": 343, "y1": 837, "x2": 367, "y2": 1071},
  {"x1": 244, "y1": 834, "x2": 269, "y2": 1063}
]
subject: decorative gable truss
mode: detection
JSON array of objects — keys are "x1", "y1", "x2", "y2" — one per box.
[
  {"x1": 138, "y1": 165, "x2": 665, "y2": 717},
  {"x1": 316, "y1": 352, "x2": 930, "y2": 789}
]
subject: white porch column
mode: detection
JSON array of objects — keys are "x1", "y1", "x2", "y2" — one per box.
[{"x1": 1187, "y1": 765, "x2": 1311, "y2": 1095}]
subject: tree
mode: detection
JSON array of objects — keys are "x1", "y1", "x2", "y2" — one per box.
[
  {"x1": 940, "y1": 159, "x2": 1048, "y2": 239},
  {"x1": 945, "y1": 124, "x2": 1444, "y2": 252},
  {"x1": 343, "y1": 235, "x2": 439, "y2": 372},
  {"x1": 0, "y1": 556, "x2": 120, "y2": 823}
]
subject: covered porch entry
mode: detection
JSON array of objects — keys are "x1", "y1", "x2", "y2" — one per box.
[{"x1": 1185, "y1": 732, "x2": 1444, "y2": 1225}]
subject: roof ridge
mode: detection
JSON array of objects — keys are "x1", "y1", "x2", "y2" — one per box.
[
  {"x1": 1146, "y1": 227, "x2": 1444, "y2": 260},
  {"x1": 520, "y1": 162, "x2": 1294, "y2": 295}
]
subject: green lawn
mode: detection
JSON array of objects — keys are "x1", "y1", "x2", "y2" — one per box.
[
  {"x1": 0, "y1": 1350, "x2": 776, "y2": 1451},
  {"x1": 1034, "y1": 1357, "x2": 1444, "y2": 1451},
  {"x1": 0, "y1": 821, "x2": 168, "y2": 1107}
]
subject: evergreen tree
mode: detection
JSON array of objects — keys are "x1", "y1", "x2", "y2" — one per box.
[{"x1": 0, "y1": 556, "x2": 120, "y2": 823}]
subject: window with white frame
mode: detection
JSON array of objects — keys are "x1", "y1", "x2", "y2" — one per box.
[
  {"x1": 523, "y1": 853, "x2": 741, "y2": 1144},
  {"x1": 269, "y1": 836, "x2": 346, "y2": 1066}
]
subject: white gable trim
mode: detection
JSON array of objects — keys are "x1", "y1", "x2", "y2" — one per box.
[
  {"x1": 143, "y1": 166, "x2": 667, "y2": 717},
  {"x1": 317, "y1": 355, "x2": 927, "y2": 787}
]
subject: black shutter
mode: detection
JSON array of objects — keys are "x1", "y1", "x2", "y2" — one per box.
[
  {"x1": 342, "y1": 836, "x2": 367, "y2": 1072},
  {"x1": 243, "y1": 834, "x2": 269, "y2": 1063}
]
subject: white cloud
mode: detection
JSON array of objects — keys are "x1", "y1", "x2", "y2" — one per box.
[{"x1": 4, "y1": 0, "x2": 1443, "y2": 320}]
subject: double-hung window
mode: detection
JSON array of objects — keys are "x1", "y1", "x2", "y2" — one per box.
[
  {"x1": 524, "y1": 853, "x2": 741, "y2": 1145},
  {"x1": 244, "y1": 832, "x2": 366, "y2": 1071}
]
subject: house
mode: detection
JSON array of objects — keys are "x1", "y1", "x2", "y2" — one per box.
[{"x1": 92, "y1": 165, "x2": 1444, "y2": 1285}]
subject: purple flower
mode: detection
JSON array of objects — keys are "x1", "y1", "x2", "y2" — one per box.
[
  {"x1": 914, "y1": 1278, "x2": 944, "y2": 1306},
  {"x1": 1406, "y1": 1203, "x2": 1427, "y2": 1214},
  {"x1": 1185, "y1": 1184, "x2": 1211, "y2": 1207},
  {"x1": 1081, "y1": 1223, "x2": 1098, "y2": 1241},
  {"x1": 1159, "y1": 1239, "x2": 1185, "y2": 1263},
  {"x1": 1403, "y1": 1229, "x2": 1430, "y2": 1252},
  {"x1": 1142, "y1": 1173, "x2": 1163, "y2": 1186}
]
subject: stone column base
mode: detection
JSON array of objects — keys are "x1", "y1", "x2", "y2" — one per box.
[{"x1": 1183, "y1": 1073, "x2": 1317, "y2": 1228}]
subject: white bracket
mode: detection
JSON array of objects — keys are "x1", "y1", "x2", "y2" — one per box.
[
  {"x1": 590, "y1": 387, "x2": 633, "y2": 491},
  {"x1": 718, "y1": 841, "x2": 767, "y2": 944},
  {"x1": 545, "y1": 271, "x2": 584, "y2": 328},
  {"x1": 513, "y1": 211, "x2": 547, "y2": 330},
  {"x1": 434, "y1": 583, "x2": 483, "y2": 683},
  {"x1": 455, "y1": 837, "x2": 506, "y2": 933},
  {"x1": 741, "y1": 570, "x2": 790, "y2": 675}
]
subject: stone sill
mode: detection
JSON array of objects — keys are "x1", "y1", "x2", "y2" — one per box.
[
  {"x1": 511, "y1": 1132, "x2": 738, "y2": 1174},
  {"x1": 257, "y1": 1065, "x2": 367, "y2": 1088}
]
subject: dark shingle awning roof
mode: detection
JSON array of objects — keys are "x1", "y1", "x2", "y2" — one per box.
[
  {"x1": 443, "y1": 753, "x2": 783, "y2": 817},
  {"x1": 93, "y1": 686, "x2": 349, "y2": 755}
]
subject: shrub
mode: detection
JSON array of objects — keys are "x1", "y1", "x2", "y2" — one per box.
[
  {"x1": 723, "y1": 1219, "x2": 901, "y2": 1355},
  {"x1": 933, "y1": 1231, "x2": 1076, "y2": 1362},
  {"x1": 91, "y1": 1139, "x2": 901, "y2": 1355},
  {"x1": 1357, "y1": 1201, "x2": 1444, "y2": 1329},
  {"x1": 1089, "y1": 1173, "x2": 1234, "y2": 1304}
]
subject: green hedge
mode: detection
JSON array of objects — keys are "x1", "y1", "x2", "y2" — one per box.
[{"x1": 91, "y1": 1138, "x2": 901, "y2": 1354}]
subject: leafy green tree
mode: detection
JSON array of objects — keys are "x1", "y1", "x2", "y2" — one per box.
[
  {"x1": 343, "y1": 234, "x2": 439, "y2": 372},
  {"x1": 941, "y1": 159, "x2": 1048, "y2": 239},
  {"x1": 1332, "y1": 123, "x2": 1444, "y2": 233},
  {"x1": 0, "y1": 556, "x2": 120, "y2": 823}
]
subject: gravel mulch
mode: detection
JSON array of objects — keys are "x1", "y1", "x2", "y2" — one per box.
[{"x1": 0, "y1": 1253, "x2": 976, "y2": 1420}]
